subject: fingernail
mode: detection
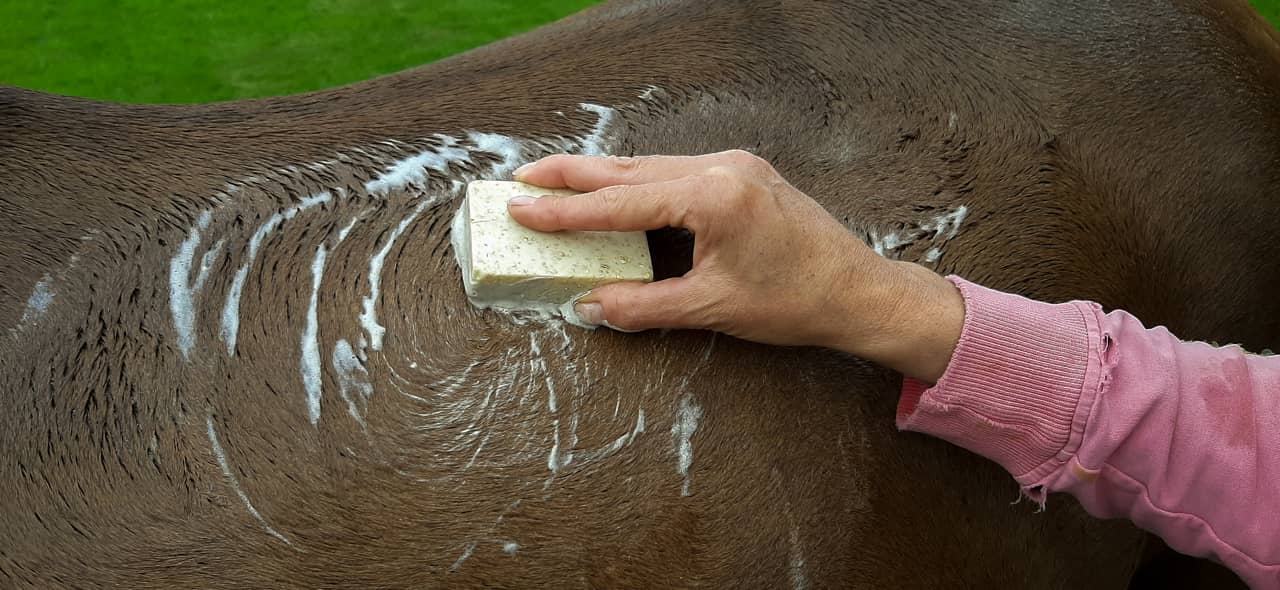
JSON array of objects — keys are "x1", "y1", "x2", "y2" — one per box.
[
  {"x1": 513, "y1": 163, "x2": 534, "y2": 178},
  {"x1": 508, "y1": 195, "x2": 536, "y2": 207},
  {"x1": 574, "y1": 302, "x2": 604, "y2": 326}
]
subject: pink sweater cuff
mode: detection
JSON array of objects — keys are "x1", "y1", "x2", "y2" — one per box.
[{"x1": 897, "y1": 277, "x2": 1108, "y2": 487}]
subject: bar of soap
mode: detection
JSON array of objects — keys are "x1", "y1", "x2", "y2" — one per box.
[{"x1": 452, "y1": 180, "x2": 653, "y2": 324}]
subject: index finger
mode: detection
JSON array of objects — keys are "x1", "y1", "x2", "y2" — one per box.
[
  {"x1": 508, "y1": 175, "x2": 702, "y2": 233},
  {"x1": 514, "y1": 152, "x2": 731, "y2": 192}
]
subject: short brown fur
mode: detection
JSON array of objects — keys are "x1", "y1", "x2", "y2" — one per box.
[{"x1": 2, "y1": 1, "x2": 1276, "y2": 587}]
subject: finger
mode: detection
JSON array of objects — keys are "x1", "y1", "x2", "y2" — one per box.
[
  {"x1": 508, "y1": 174, "x2": 708, "y2": 232},
  {"x1": 574, "y1": 277, "x2": 710, "y2": 332},
  {"x1": 513, "y1": 150, "x2": 752, "y2": 192}
]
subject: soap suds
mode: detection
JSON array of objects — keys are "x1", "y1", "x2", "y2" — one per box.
[
  {"x1": 578, "y1": 103, "x2": 617, "y2": 156},
  {"x1": 189, "y1": 101, "x2": 631, "y2": 442},
  {"x1": 206, "y1": 414, "x2": 293, "y2": 546},
  {"x1": 193, "y1": 239, "x2": 224, "y2": 295},
  {"x1": 449, "y1": 542, "x2": 477, "y2": 572},
  {"x1": 170, "y1": 210, "x2": 214, "y2": 360},
  {"x1": 672, "y1": 393, "x2": 703, "y2": 496},
  {"x1": 360, "y1": 201, "x2": 428, "y2": 352},
  {"x1": 593, "y1": 407, "x2": 646, "y2": 459},
  {"x1": 333, "y1": 339, "x2": 374, "y2": 426},
  {"x1": 547, "y1": 418, "x2": 563, "y2": 476},
  {"x1": 337, "y1": 214, "x2": 361, "y2": 242},
  {"x1": 926, "y1": 206, "x2": 968, "y2": 240},
  {"x1": 531, "y1": 332, "x2": 571, "y2": 477},
  {"x1": 866, "y1": 204, "x2": 969, "y2": 261},
  {"x1": 221, "y1": 192, "x2": 331, "y2": 355},
  {"x1": 301, "y1": 243, "x2": 328, "y2": 425},
  {"x1": 789, "y1": 520, "x2": 810, "y2": 590},
  {"x1": 19, "y1": 274, "x2": 55, "y2": 325},
  {"x1": 870, "y1": 231, "x2": 905, "y2": 257},
  {"x1": 365, "y1": 135, "x2": 472, "y2": 196},
  {"x1": 464, "y1": 432, "x2": 491, "y2": 470},
  {"x1": 467, "y1": 131, "x2": 525, "y2": 179}
]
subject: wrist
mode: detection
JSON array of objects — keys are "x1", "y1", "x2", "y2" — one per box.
[{"x1": 830, "y1": 260, "x2": 965, "y2": 383}]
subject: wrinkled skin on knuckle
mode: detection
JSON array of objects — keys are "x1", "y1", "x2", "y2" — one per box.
[
  {"x1": 543, "y1": 195, "x2": 571, "y2": 228},
  {"x1": 592, "y1": 186, "x2": 632, "y2": 219},
  {"x1": 671, "y1": 173, "x2": 721, "y2": 228},
  {"x1": 678, "y1": 273, "x2": 727, "y2": 328},
  {"x1": 607, "y1": 155, "x2": 643, "y2": 176},
  {"x1": 702, "y1": 295, "x2": 748, "y2": 338},
  {"x1": 762, "y1": 175, "x2": 798, "y2": 207}
]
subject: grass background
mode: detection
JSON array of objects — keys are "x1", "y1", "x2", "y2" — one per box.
[{"x1": 2, "y1": 0, "x2": 1278, "y2": 104}]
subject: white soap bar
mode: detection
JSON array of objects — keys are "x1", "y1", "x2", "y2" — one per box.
[{"x1": 452, "y1": 180, "x2": 653, "y2": 322}]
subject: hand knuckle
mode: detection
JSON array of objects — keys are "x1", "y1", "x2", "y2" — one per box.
[
  {"x1": 597, "y1": 186, "x2": 628, "y2": 209},
  {"x1": 703, "y1": 165, "x2": 743, "y2": 186},
  {"x1": 722, "y1": 149, "x2": 769, "y2": 173},
  {"x1": 702, "y1": 168, "x2": 756, "y2": 206},
  {"x1": 609, "y1": 155, "x2": 643, "y2": 174},
  {"x1": 705, "y1": 293, "x2": 743, "y2": 328},
  {"x1": 546, "y1": 196, "x2": 569, "y2": 226}
]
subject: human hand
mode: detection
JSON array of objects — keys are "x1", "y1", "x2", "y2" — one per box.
[{"x1": 508, "y1": 150, "x2": 963, "y2": 382}]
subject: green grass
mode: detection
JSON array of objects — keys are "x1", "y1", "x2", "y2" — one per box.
[
  {"x1": 1, "y1": 0, "x2": 1278, "y2": 104},
  {"x1": 0, "y1": 0, "x2": 600, "y2": 103},
  {"x1": 1255, "y1": 0, "x2": 1280, "y2": 27}
]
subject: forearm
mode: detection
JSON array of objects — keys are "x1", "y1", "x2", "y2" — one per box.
[{"x1": 895, "y1": 277, "x2": 1280, "y2": 587}]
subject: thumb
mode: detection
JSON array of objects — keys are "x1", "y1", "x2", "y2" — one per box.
[{"x1": 574, "y1": 277, "x2": 707, "y2": 332}]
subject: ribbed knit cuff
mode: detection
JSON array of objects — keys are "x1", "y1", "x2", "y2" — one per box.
[{"x1": 897, "y1": 277, "x2": 1107, "y2": 485}]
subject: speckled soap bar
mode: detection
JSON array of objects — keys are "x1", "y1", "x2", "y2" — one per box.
[{"x1": 457, "y1": 180, "x2": 653, "y2": 310}]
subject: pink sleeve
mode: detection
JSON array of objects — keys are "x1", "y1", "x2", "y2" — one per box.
[{"x1": 897, "y1": 277, "x2": 1280, "y2": 588}]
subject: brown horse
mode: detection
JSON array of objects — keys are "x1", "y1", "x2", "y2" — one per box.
[{"x1": 2, "y1": 0, "x2": 1276, "y2": 587}]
